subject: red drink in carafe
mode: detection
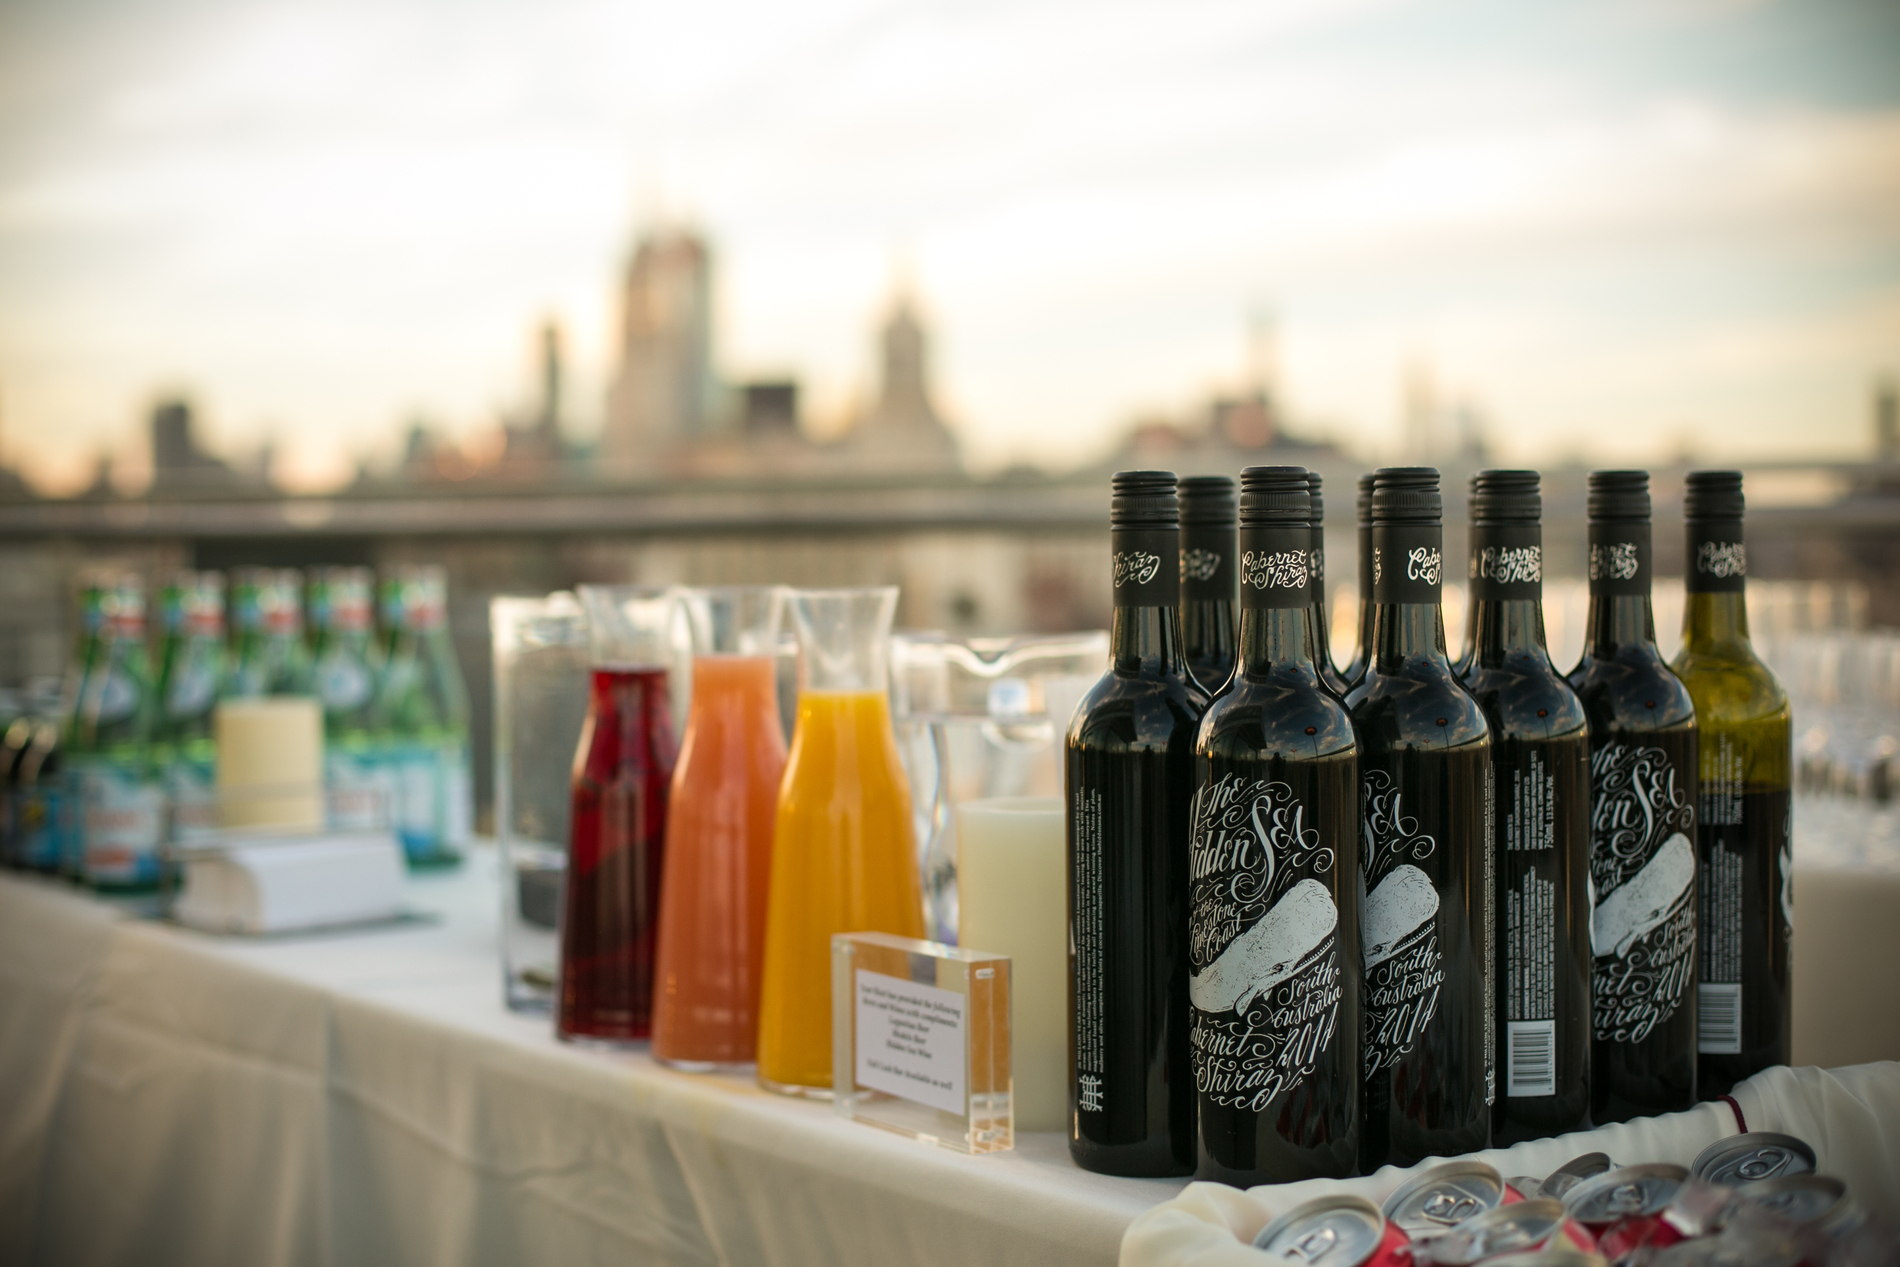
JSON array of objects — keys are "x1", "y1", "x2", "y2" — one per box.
[{"x1": 559, "y1": 666, "x2": 677, "y2": 1043}]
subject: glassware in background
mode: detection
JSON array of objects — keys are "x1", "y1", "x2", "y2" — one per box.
[
  {"x1": 652, "y1": 586, "x2": 788, "y2": 1069},
  {"x1": 491, "y1": 592, "x2": 591, "y2": 1015},
  {"x1": 226, "y1": 567, "x2": 313, "y2": 697},
  {"x1": 376, "y1": 565, "x2": 472, "y2": 866},
  {"x1": 67, "y1": 573, "x2": 166, "y2": 891},
  {"x1": 560, "y1": 585, "x2": 682, "y2": 1046},
  {"x1": 153, "y1": 571, "x2": 227, "y2": 844},
  {"x1": 758, "y1": 586, "x2": 923, "y2": 1095},
  {"x1": 308, "y1": 567, "x2": 393, "y2": 834},
  {"x1": 889, "y1": 629, "x2": 1108, "y2": 943},
  {"x1": 2, "y1": 679, "x2": 66, "y2": 873}
]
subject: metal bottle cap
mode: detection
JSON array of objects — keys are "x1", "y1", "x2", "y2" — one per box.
[
  {"x1": 1690, "y1": 1133, "x2": 1818, "y2": 1188},
  {"x1": 1252, "y1": 1194, "x2": 1389, "y2": 1267},
  {"x1": 1563, "y1": 1164, "x2": 1687, "y2": 1226},
  {"x1": 1381, "y1": 1160, "x2": 1505, "y2": 1236}
]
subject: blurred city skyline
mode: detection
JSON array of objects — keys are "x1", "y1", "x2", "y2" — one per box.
[{"x1": 2, "y1": 0, "x2": 1897, "y2": 494}]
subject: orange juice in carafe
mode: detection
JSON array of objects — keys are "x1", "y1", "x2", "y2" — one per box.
[{"x1": 757, "y1": 589, "x2": 923, "y2": 1094}]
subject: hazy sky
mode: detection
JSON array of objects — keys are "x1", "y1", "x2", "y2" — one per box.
[{"x1": 1, "y1": 0, "x2": 1896, "y2": 491}]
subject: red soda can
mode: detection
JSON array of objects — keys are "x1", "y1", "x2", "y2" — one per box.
[
  {"x1": 1252, "y1": 1194, "x2": 1413, "y2": 1267},
  {"x1": 1423, "y1": 1199, "x2": 1598, "y2": 1265},
  {"x1": 1562, "y1": 1164, "x2": 1688, "y2": 1233},
  {"x1": 1383, "y1": 1161, "x2": 1508, "y2": 1240},
  {"x1": 1734, "y1": 1175, "x2": 1859, "y2": 1236}
]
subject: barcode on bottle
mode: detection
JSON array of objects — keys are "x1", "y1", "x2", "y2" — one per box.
[
  {"x1": 1506, "y1": 1020, "x2": 1555, "y2": 1098},
  {"x1": 1699, "y1": 983, "x2": 1743, "y2": 1054}
]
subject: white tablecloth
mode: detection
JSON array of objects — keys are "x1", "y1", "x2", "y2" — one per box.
[
  {"x1": 0, "y1": 855, "x2": 1185, "y2": 1267},
  {"x1": 2, "y1": 852, "x2": 1895, "y2": 1267}
]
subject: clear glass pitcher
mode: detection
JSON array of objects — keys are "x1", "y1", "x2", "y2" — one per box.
[
  {"x1": 652, "y1": 586, "x2": 789, "y2": 1069},
  {"x1": 558, "y1": 585, "x2": 683, "y2": 1046},
  {"x1": 757, "y1": 587, "x2": 924, "y2": 1094},
  {"x1": 491, "y1": 592, "x2": 591, "y2": 1014},
  {"x1": 890, "y1": 630, "x2": 1110, "y2": 942}
]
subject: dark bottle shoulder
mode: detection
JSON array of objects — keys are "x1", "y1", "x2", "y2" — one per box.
[
  {"x1": 1068, "y1": 666, "x2": 1205, "y2": 752},
  {"x1": 1198, "y1": 668, "x2": 1356, "y2": 762},
  {"x1": 1566, "y1": 646, "x2": 1697, "y2": 734},
  {"x1": 1346, "y1": 655, "x2": 1490, "y2": 753},
  {"x1": 1463, "y1": 651, "x2": 1589, "y2": 744}
]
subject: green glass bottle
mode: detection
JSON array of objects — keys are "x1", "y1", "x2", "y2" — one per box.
[
  {"x1": 228, "y1": 568, "x2": 314, "y2": 697},
  {"x1": 153, "y1": 571, "x2": 228, "y2": 842},
  {"x1": 1670, "y1": 471, "x2": 1792, "y2": 1097},
  {"x1": 67, "y1": 574, "x2": 165, "y2": 891},
  {"x1": 375, "y1": 565, "x2": 471, "y2": 866},
  {"x1": 309, "y1": 567, "x2": 392, "y2": 832}
]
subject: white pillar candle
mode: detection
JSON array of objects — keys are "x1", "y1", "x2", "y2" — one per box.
[
  {"x1": 215, "y1": 698, "x2": 325, "y2": 831},
  {"x1": 957, "y1": 796, "x2": 1066, "y2": 1133}
]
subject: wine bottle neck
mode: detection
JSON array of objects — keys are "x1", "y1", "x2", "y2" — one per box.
[
  {"x1": 1681, "y1": 590, "x2": 1751, "y2": 652},
  {"x1": 1470, "y1": 599, "x2": 1549, "y2": 658},
  {"x1": 1238, "y1": 605, "x2": 1317, "y2": 672},
  {"x1": 1181, "y1": 598, "x2": 1236, "y2": 660},
  {"x1": 1585, "y1": 593, "x2": 1657, "y2": 653},
  {"x1": 1112, "y1": 605, "x2": 1189, "y2": 674},
  {"x1": 1372, "y1": 602, "x2": 1449, "y2": 665}
]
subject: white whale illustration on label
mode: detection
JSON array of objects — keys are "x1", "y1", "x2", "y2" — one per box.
[
  {"x1": 1591, "y1": 831, "x2": 1693, "y2": 959},
  {"x1": 1364, "y1": 864, "x2": 1440, "y2": 968},
  {"x1": 1190, "y1": 877, "x2": 1337, "y2": 1014}
]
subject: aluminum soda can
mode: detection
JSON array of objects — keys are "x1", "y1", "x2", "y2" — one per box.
[
  {"x1": 1421, "y1": 1199, "x2": 1598, "y2": 1265},
  {"x1": 1690, "y1": 1133, "x2": 1817, "y2": 1188},
  {"x1": 1383, "y1": 1161, "x2": 1507, "y2": 1239},
  {"x1": 1650, "y1": 1232, "x2": 1803, "y2": 1267},
  {"x1": 1252, "y1": 1194, "x2": 1412, "y2": 1267},
  {"x1": 1734, "y1": 1175, "x2": 1862, "y2": 1237},
  {"x1": 1563, "y1": 1164, "x2": 1688, "y2": 1232},
  {"x1": 1541, "y1": 1154, "x2": 1618, "y2": 1202},
  {"x1": 1479, "y1": 1253, "x2": 1608, "y2": 1267}
]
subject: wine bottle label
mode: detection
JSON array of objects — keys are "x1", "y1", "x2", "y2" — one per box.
[
  {"x1": 1687, "y1": 520, "x2": 1746, "y2": 594},
  {"x1": 1370, "y1": 524, "x2": 1443, "y2": 605},
  {"x1": 1187, "y1": 774, "x2": 1343, "y2": 1111},
  {"x1": 1111, "y1": 528, "x2": 1180, "y2": 608},
  {"x1": 1180, "y1": 526, "x2": 1235, "y2": 602},
  {"x1": 1238, "y1": 526, "x2": 1313, "y2": 610},
  {"x1": 1586, "y1": 522, "x2": 1652, "y2": 597},
  {"x1": 1588, "y1": 740, "x2": 1697, "y2": 1043},
  {"x1": 1696, "y1": 733, "x2": 1790, "y2": 1056},
  {"x1": 1500, "y1": 746, "x2": 1557, "y2": 1098},
  {"x1": 1360, "y1": 767, "x2": 1445, "y2": 1077},
  {"x1": 1310, "y1": 532, "x2": 1326, "y2": 585},
  {"x1": 1071, "y1": 784, "x2": 1108, "y2": 1114},
  {"x1": 1467, "y1": 525, "x2": 1542, "y2": 600}
]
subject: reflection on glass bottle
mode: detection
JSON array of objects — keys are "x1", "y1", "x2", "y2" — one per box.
[
  {"x1": 1068, "y1": 471, "x2": 1206, "y2": 1177},
  {"x1": 1341, "y1": 473, "x2": 1376, "y2": 691},
  {"x1": 1179, "y1": 475, "x2": 1237, "y2": 696},
  {"x1": 1671, "y1": 471, "x2": 1791, "y2": 1098},
  {"x1": 375, "y1": 566, "x2": 472, "y2": 866},
  {"x1": 1307, "y1": 472, "x2": 1351, "y2": 698},
  {"x1": 1192, "y1": 466, "x2": 1360, "y2": 1185},
  {"x1": 1346, "y1": 467, "x2": 1493, "y2": 1171},
  {"x1": 1567, "y1": 470, "x2": 1699, "y2": 1123},
  {"x1": 1458, "y1": 471, "x2": 1593, "y2": 1143},
  {"x1": 67, "y1": 575, "x2": 166, "y2": 891}
]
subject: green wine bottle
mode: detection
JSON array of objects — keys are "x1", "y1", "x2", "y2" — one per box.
[
  {"x1": 153, "y1": 571, "x2": 227, "y2": 842},
  {"x1": 1670, "y1": 471, "x2": 1792, "y2": 1097},
  {"x1": 374, "y1": 565, "x2": 471, "y2": 866}
]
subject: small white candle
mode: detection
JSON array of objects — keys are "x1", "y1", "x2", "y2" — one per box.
[
  {"x1": 215, "y1": 698, "x2": 324, "y2": 831},
  {"x1": 957, "y1": 796, "x2": 1066, "y2": 1133}
]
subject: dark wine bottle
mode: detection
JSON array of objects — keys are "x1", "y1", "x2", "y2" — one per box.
[
  {"x1": 1458, "y1": 470, "x2": 1593, "y2": 1143},
  {"x1": 1670, "y1": 471, "x2": 1791, "y2": 1097},
  {"x1": 1307, "y1": 472, "x2": 1352, "y2": 699},
  {"x1": 1180, "y1": 476, "x2": 1238, "y2": 695},
  {"x1": 1068, "y1": 470, "x2": 1207, "y2": 1176},
  {"x1": 1191, "y1": 466, "x2": 1361, "y2": 1185},
  {"x1": 1567, "y1": 470, "x2": 1699, "y2": 1123},
  {"x1": 1347, "y1": 467, "x2": 1493, "y2": 1170},
  {"x1": 1341, "y1": 473, "x2": 1376, "y2": 689}
]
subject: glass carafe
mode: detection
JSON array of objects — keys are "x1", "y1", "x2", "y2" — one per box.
[
  {"x1": 757, "y1": 587, "x2": 924, "y2": 1094},
  {"x1": 559, "y1": 585, "x2": 682, "y2": 1046},
  {"x1": 652, "y1": 586, "x2": 788, "y2": 1069}
]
